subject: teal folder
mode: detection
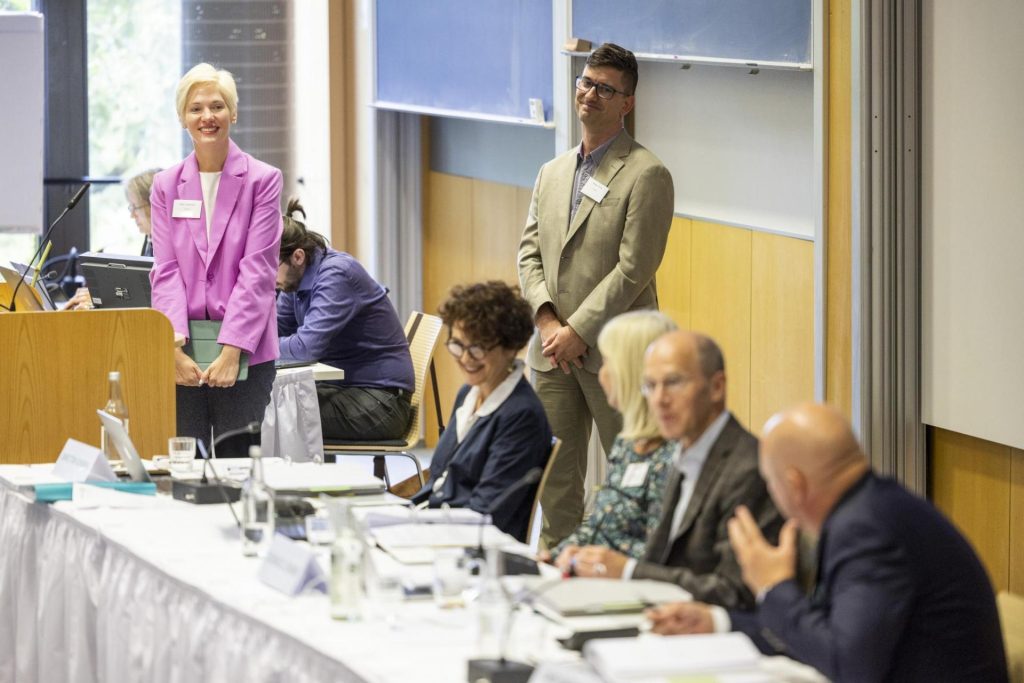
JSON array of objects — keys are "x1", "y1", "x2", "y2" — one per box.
[
  {"x1": 184, "y1": 320, "x2": 249, "y2": 381},
  {"x1": 33, "y1": 481, "x2": 157, "y2": 503}
]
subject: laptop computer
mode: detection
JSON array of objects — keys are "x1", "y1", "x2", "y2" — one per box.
[
  {"x1": 0, "y1": 263, "x2": 52, "y2": 311},
  {"x1": 79, "y1": 252, "x2": 153, "y2": 309},
  {"x1": 97, "y1": 410, "x2": 152, "y2": 483}
]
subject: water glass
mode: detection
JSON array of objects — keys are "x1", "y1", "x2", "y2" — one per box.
[
  {"x1": 168, "y1": 436, "x2": 197, "y2": 473},
  {"x1": 433, "y1": 548, "x2": 470, "y2": 608}
]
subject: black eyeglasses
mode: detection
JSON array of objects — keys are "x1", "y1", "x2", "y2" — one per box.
[
  {"x1": 446, "y1": 338, "x2": 498, "y2": 361},
  {"x1": 576, "y1": 75, "x2": 629, "y2": 100}
]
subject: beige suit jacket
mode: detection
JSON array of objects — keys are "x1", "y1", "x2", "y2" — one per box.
[{"x1": 517, "y1": 131, "x2": 674, "y2": 373}]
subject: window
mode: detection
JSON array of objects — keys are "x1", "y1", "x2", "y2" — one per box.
[{"x1": 87, "y1": 0, "x2": 182, "y2": 254}]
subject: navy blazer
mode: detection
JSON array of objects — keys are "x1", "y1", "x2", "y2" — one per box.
[
  {"x1": 732, "y1": 472, "x2": 1007, "y2": 682},
  {"x1": 414, "y1": 377, "x2": 552, "y2": 542}
]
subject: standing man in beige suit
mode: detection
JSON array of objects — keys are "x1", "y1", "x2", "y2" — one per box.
[{"x1": 518, "y1": 43, "x2": 675, "y2": 546}]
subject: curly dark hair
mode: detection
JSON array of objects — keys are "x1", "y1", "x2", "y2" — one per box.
[{"x1": 438, "y1": 281, "x2": 534, "y2": 352}]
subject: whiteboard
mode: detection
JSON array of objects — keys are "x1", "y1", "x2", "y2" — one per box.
[
  {"x1": 375, "y1": 0, "x2": 553, "y2": 125},
  {"x1": 0, "y1": 12, "x2": 44, "y2": 234},
  {"x1": 572, "y1": 0, "x2": 812, "y2": 67},
  {"x1": 635, "y1": 61, "x2": 814, "y2": 238},
  {"x1": 921, "y1": 0, "x2": 1024, "y2": 449}
]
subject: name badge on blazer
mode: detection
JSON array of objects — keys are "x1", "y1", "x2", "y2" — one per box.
[
  {"x1": 581, "y1": 177, "x2": 610, "y2": 203},
  {"x1": 172, "y1": 199, "x2": 202, "y2": 219}
]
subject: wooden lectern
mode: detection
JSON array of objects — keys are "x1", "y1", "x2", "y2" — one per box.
[{"x1": 0, "y1": 309, "x2": 175, "y2": 464}]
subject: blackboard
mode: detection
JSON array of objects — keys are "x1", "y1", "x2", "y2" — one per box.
[
  {"x1": 572, "y1": 0, "x2": 813, "y2": 68},
  {"x1": 375, "y1": 0, "x2": 553, "y2": 125}
]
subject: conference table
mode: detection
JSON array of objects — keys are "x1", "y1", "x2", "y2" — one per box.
[{"x1": 0, "y1": 466, "x2": 825, "y2": 683}]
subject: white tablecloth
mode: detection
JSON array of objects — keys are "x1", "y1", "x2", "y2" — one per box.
[
  {"x1": 0, "y1": 470, "x2": 508, "y2": 683},
  {"x1": 0, "y1": 466, "x2": 825, "y2": 683}
]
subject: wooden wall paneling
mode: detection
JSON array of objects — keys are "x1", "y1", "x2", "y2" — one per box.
[
  {"x1": 423, "y1": 171, "x2": 475, "y2": 445},
  {"x1": 750, "y1": 232, "x2": 815, "y2": 433},
  {"x1": 689, "y1": 220, "x2": 753, "y2": 427},
  {"x1": 470, "y1": 179, "x2": 522, "y2": 285},
  {"x1": 930, "y1": 427, "x2": 1012, "y2": 591},
  {"x1": 1010, "y1": 447, "x2": 1024, "y2": 593},
  {"x1": 655, "y1": 216, "x2": 693, "y2": 330},
  {"x1": 328, "y1": 0, "x2": 356, "y2": 253},
  {"x1": 826, "y1": 0, "x2": 852, "y2": 416}
]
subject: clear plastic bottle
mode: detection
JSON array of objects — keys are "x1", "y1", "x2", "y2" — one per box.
[
  {"x1": 476, "y1": 547, "x2": 510, "y2": 659},
  {"x1": 100, "y1": 371, "x2": 129, "y2": 462},
  {"x1": 240, "y1": 445, "x2": 274, "y2": 557},
  {"x1": 328, "y1": 499, "x2": 364, "y2": 621}
]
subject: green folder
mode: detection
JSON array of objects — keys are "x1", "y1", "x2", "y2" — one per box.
[{"x1": 184, "y1": 320, "x2": 249, "y2": 381}]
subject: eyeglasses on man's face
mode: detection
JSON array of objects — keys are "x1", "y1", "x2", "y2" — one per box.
[
  {"x1": 446, "y1": 338, "x2": 497, "y2": 361},
  {"x1": 575, "y1": 75, "x2": 629, "y2": 100},
  {"x1": 640, "y1": 373, "x2": 694, "y2": 398}
]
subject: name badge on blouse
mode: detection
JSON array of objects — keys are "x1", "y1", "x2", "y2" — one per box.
[
  {"x1": 581, "y1": 177, "x2": 610, "y2": 203},
  {"x1": 172, "y1": 199, "x2": 202, "y2": 219},
  {"x1": 620, "y1": 462, "x2": 649, "y2": 488}
]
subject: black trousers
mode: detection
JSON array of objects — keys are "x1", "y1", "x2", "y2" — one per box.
[
  {"x1": 317, "y1": 383, "x2": 412, "y2": 441},
  {"x1": 175, "y1": 361, "x2": 276, "y2": 457}
]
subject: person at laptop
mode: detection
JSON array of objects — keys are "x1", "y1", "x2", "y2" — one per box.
[
  {"x1": 150, "y1": 63, "x2": 282, "y2": 456},
  {"x1": 411, "y1": 281, "x2": 552, "y2": 542},
  {"x1": 276, "y1": 199, "x2": 414, "y2": 441},
  {"x1": 66, "y1": 168, "x2": 161, "y2": 310},
  {"x1": 555, "y1": 331, "x2": 782, "y2": 610}
]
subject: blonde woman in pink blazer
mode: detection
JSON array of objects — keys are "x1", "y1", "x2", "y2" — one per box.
[{"x1": 150, "y1": 63, "x2": 283, "y2": 456}]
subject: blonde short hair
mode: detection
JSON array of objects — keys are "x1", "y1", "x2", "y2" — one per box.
[
  {"x1": 123, "y1": 168, "x2": 161, "y2": 207},
  {"x1": 175, "y1": 63, "x2": 239, "y2": 125},
  {"x1": 597, "y1": 310, "x2": 678, "y2": 441}
]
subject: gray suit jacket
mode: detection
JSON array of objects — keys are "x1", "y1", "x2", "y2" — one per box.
[
  {"x1": 518, "y1": 131, "x2": 674, "y2": 373},
  {"x1": 632, "y1": 415, "x2": 782, "y2": 610}
]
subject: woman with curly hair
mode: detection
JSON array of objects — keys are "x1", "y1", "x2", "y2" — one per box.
[{"x1": 412, "y1": 281, "x2": 552, "y2": 542}]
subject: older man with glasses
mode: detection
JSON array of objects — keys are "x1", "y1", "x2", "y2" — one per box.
[
  {"x1": 556, "y1": 331, "x2": 782, "y2": 611},
  {"x1": 518, "y1": 43, "x2": 675, "y2": 548}
]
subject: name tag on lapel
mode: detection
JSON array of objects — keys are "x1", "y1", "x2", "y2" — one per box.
[
  {"x1": 581, "y1": 177, "x2": 610, "y2": 204},
  {"x1": 172, "y1": 199, "x2": 202, "y2": 219},
  {"x1": 620, "y1": 462, "x2": 649, "y2": 488}
]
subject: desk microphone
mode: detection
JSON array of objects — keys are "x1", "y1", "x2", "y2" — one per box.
[
  {"x1": 3, "y1": 182, "x2": 90, "y2": 312},
  {"x1": 171, "y1": 422, "x2": 261, "y2": 510}
]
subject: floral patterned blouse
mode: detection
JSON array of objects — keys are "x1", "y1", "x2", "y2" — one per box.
[{"x1": 555, "y1": 436, "x2": 677, "y2": 558}]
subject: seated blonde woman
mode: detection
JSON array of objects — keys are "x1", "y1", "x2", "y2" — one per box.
[{"x1": 546, "y1": 310, "x2": 678, "y2": 561}]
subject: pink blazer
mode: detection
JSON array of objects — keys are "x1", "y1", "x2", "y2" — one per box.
[{"x1": 149, "y1": 139, "x2": 283, "y2": 365}]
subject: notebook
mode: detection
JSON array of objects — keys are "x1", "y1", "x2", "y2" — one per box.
[{"x1": 184, "y1": 320, "x2": 249, "y2": 381}]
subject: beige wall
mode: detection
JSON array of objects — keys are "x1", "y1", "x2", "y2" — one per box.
[
  {"x1": 422, "y1": 171, "x2": 816, "y2": 445},
  {"x1": 931, "y1": 427, "x2": 1024, "y2": 592}
]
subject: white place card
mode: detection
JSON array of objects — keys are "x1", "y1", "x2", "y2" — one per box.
[
  {"x1": 52, "y1": 439, "x2": 116, "y2": 483},
  {"x1": 257, "y1": 533, "x2": 326, "y2": 596}
]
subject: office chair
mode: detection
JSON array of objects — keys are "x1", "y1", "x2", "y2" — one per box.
[{"x1": 322, "y1": 311, "x2": 444, "y2": 489}]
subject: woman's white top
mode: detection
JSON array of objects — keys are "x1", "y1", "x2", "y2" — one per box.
[
  {"x1": 199, "y1": 171, "x2": 222, "y2": 239},
  {"x1": 454, "y1": 359, "x2": 525, "y2": 443}
]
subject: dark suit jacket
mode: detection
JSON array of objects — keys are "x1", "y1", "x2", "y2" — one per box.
[
  {"x1": 412, "y1": 378, "x2": 552, "y2": 542},
  {"x1": 732, "y1": 472, "x2": 1008, "y2": 683},
  {"x1": 632, "y1": 415, "x2": 781, "y2": 610}
]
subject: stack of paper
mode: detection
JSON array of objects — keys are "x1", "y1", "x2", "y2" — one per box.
[
  {"x1": 534, "y1": 578, "x2": 690, "y2": 617},
  {"x1": 584, "y1": 632, "x2": 762, "y2": 681}
]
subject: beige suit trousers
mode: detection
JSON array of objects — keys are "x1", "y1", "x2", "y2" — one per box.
[{"x1": 534, "y1": 365, "x2": 622, "y2": 547}]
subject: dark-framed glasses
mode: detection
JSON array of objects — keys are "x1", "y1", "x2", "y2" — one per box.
[
  {"x1": 446, "y1": 338, "x2": 497, "y2": 361},
  {"x1": 575, "y1": 75, "x2": 629, "y2": 100}
]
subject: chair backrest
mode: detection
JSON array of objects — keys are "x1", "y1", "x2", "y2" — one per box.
[
  {"x1": 526, "y1": 436, "x2": 562, "y2": 552},
  {"x1": 399, "y1": 311, "x2": 445, "y2": 449},
  {"x1": 999, "y1": 591, "x2": 1024, "y2": 683}
]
